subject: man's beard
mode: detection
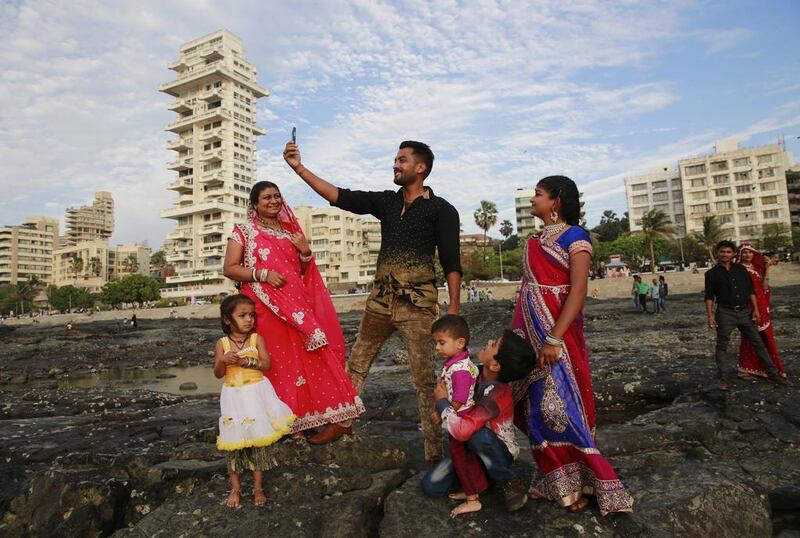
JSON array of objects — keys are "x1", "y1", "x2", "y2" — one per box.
[{"x1": 393, "y1": 170, "x2": 414, "y2": 186}]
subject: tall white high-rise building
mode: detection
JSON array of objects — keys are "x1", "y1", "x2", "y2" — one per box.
[
  {"x1": 159, "y1": 30, "x2": 267, "y2": 298},
  {"x1": 64, "y1": 191, "x2": 114, "y2": 246}
]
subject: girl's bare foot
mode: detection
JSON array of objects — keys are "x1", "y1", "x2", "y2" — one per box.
[
  {"x1": 568, "y1": 497, "x2": 589, "y2": 512},
  {"x1": 226, "y1": 489, "x2": 241, "y2": 509},
  {"x1": 254, "y1": 487, "x2": 266, "y2": 507},
  {"x1": 448, "y1": 492, "x2": 467, "y2": 500},
  {"x1": 450, "y1": 498, "x2": 481, "y2": 517}
]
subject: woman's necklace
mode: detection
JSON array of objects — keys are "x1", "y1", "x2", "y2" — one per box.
[
  {"x1": 542, "y1": 222, "x2": 567, "y2": 240},
  {"x1": 257, "y1": 215, "x2": 281, "y2": 229}
]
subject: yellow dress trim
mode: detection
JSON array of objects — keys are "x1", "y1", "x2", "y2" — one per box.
[{"x1": 216, "y1": 415, "x2": 296, "y2": 451}]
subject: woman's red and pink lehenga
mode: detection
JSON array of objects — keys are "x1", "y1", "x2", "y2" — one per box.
[
  {"x1": 512, "y1": 226, "x2": 633, "y2": 516},
  {"x1": 736, "y1": 244, "x2": 787, "y2": 379},
  {"x1": 230, "y1": 204, "x2": 364, "y2": 433}
]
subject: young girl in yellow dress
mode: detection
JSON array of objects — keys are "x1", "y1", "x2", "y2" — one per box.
[{"x1": 215, "y1": 294, "x2": 295, "y2": 508}]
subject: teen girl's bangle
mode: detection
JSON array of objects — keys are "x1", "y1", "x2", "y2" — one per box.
[
  {"x1": 258, "y1": 269, "x2": 269, "y2": 282},
  {"x1": 251, "y1": 268, "x2": 257, "y2": 282},
  {"x1": 298, "y1": 252, "x2": 312, "y2": 263},
  {"x1": 544, "y1": 334, "x2": 564, "y2": 346}
]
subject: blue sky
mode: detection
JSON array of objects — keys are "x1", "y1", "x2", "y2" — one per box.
[{"x1": 1, "y1": 0, "x2": 799, "y2": 247}]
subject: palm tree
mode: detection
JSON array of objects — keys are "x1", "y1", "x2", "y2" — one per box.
[
  {"x1": 473, "y1": 200, "x2": 498, "y2": 260},
  {"x1": 499, "y1": 220, "x2": 514, "y2": 241},
  {"x1": 600, "y1": 210, "x2": 617, "y2": 224},
  {"x1": 89, "y1": 256, "x2": 102, "y2": 277},
  {"x1": 693, "y1": 215, "x2": 725, "y2": 262},
  {"x1": 69, "y1": 256, "x2": 84, "y2": 280},
  {"x1": 15, "y1": 276, "x2": 43, "y2": 314},
  {"x1": 641, "y1": 209, "x2": 675, "y2": 273}
]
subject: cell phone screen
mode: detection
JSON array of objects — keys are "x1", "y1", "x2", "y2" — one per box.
[{"x1": 291, "y1": 127, "x2": 296, "y2": 143}]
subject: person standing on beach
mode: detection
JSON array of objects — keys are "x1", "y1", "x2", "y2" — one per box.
[
  {"x1": 283, "y1": 139, "x2": 462, "y2": 464},
  {"x1": 704, "y1": 240, "x2": 789, "y2": 390}
]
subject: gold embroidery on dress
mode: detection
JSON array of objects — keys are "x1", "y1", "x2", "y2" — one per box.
[{"x1": 541, "y1": 372, "x2": 568, "y2": 433}]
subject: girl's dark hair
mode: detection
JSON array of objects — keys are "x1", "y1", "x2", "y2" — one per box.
[
  {"x1": 537, "y1": 175, "x2": 582, "y2": 226},
  {"x1": 220, "y1": 294, "x2": 255, "y2": 334},
  {"x1": 249, "y1": 181, "x2": 281, "y2": 207},
  {"x1": 495, "y1": 330, "x2": 537, "y2": 383}
]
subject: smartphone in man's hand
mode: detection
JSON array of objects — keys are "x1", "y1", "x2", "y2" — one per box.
[{"x1": 291, "y1": 127, "x2": 296, "y2": 143}]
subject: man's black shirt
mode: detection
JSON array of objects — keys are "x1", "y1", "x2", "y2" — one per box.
[
  {"x1": 334, "y1": 186, "x2": 461, "y2": 313},
  {"x1": 704, "y1": 263, "x2": 754, "y2": 307}
]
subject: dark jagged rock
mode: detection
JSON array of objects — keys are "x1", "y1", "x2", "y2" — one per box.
[{"x1": 1, "y1": 286, "x2": 799, "y2": 536}]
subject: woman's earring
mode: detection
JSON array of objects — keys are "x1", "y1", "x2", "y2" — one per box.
[{"x1": 550, "y1": 209, "x2": 559, "y2": 222}]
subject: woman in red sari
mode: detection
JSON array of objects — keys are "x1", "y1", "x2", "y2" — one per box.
[
  {"x1": 223, "y1": 181, "x2": 364, "y2": 443},
  {"x1": 736, "y1": 242, "x2": 789, "y2": 382},
  {"x1": 511, "y1": 176, "x2": 633, "y2": 515}
]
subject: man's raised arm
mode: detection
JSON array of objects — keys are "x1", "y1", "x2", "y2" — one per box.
[{"x1": 283, "y1": 141, "x2": 339, "y2": 204}]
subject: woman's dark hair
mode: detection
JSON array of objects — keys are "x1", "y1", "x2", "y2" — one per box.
[
  {"x1": 220, "y1": 294, "x2": 255, "y2": 334},
  {"x1": 537, "y1": 175, "x2": 582, "y2": 226},
  {"x1": 431, "y1": 314, "x2": 470, "y2": 346},
  {"x1": 249, "y1": 181, "x2": 281, "y2": 207},
  {"x1": 495, "y1": 330, "x2": 537, "y2": 383}
]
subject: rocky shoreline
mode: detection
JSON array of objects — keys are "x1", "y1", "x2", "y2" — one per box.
[{"x1": 1, "y1": 287, "x2": 799, "y2": 536}]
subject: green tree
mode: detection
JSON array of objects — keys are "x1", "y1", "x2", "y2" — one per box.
[
  {"x1": 608, "y1": 233, "x2": 646, "y2": 271},
  {"x1": 591, "y1": 210, "x2": 625, "y2": 242},
  {"x1": 499, "y1": 220, "x2": 514, "y2": 241},
  {"x1": 150, "y1": 250, "x2": 167, "y2": 268},
  {"x1": 668, "y1": 236, "x2": 708, "y2": 266},
  {"x1": 473, "y1": 200, "x2": 498, "y2": 260},
  {"x1": 69, "y1": 255, "x2": 84, "y2": 279},
  {"x1": 641, "y1": 209, "x2": 675, "y2": 273},
  {"x1": 0, "y1": 285, "x2": 18, "y2": 315},
  {"x1": 759, "y1": 223, "x2": 792, "y2": 252},
  {"x1": 47, "y1": 285, "x2": 93, "y2": 312},
  {"x1": 89, "y1": 256, "x2": 102, "y2": 277},
  {"x1": 101, "y1": 274, "x2": 161, "y2": 306},
  {"x1": 692, "y1": 215, "x2": 726, "y2": 262},
  {"x1": 792, "y1": 226, "x2": 800, "y2": 253}
]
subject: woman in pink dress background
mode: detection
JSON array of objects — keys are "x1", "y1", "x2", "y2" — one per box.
[
  {"x1": 223, "y1": 181, "x2": 364, "y2": 443},
  {"x1": 736, "y1": 242, "x2": 789, "y2": 382}
]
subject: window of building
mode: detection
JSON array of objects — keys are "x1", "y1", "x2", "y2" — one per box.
[
  {"x1": 652, "y1": 192, "x2": 668, "y2": 202},
  {"x1": 685, "y1": 164, "x2": 706, "y2": 176},
  {"x1": 671, "y1": 178, "x2": 681, "y2": 186},
  {"x1": 632, "y1": 195, "x2": 648, "y2": 204},
  {"x1": 690, "y1": 178, "x2": 705, "y2": 187},
  {"x1": 761, "y1": 195, "x2": 778, "y2": 205},
  {"x1": 737, "y1": 198, "x2": 753, "y2": 208},
  {"x1": 715, "y1": 201, "x2": 732, "y2": 210},
  {"x1": 736, "y1": 184, "x2": 754, "y2": 194},
  {"x1": 672, "y1": 190, "x2": 683, "y2": 200},
  {"x1": 719, "y1": 215, "x2": 733, "y2": 224},
  {"x1": 760, "y1": 182, "x2": 777, "y2": 192},
  {"x1": 652, "y1": 180, "x2": 667, "y2": 190},
  {"x1": 758, "y1": 168, "x2": 775, "y2": 179},
  {"x1": 709, "y1": 161, "x2": 728, "y2": 172},
  {"x1": 631, "y1": 183, "x2": 647, "y2": 192},
  {"x1": 732, "y1": 157, "x2": 750, "y2": 167},
  {"x1": 757, "y1": 154, "x2": 773, "y2": 165},
  {"x1": 712, "y1": 174, "x2": 729, "y2": 185},
  {"x1": 690, "y1": 204, "x2": 710, "y2": 214},
  {"x1": 691, "y1": 191, "x2": 707, "y2": 200},
  {"x1": 762, "y1": 209, "x2": 780, "y2": 219},
  {"x1": 713, "y1": 188, "x2": 731, "y2": 197}
]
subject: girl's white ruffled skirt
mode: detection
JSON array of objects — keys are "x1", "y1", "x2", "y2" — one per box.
[{"x1": 217, "y1": 378, "x2": 295, "y2": 451}]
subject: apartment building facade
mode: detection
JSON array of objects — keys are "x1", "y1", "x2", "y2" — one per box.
[
  {"x1": 786, "y1": 167, "x2": 800, "y2": 228},
  {"x1": 159, "y1": 30, "x2": 267, "y2": 298},
  {"x1": 293, "y1": 205, "x2": 380, "y2": 289},
  {"x1": 64, "y1": 191, "x2": 114, "y2": 245},
  {"x1": 52, "y1": 241, "x2": 151, "y2": 293},
  {"x1": 0, "y1": 216, "x2": 59, "y2": 286},
  {"x1": 514, "y1": 188, "x2": 543, "y2": 238},
  {"x1": 680, "y1": 140, "x2": 793, "y2": 244},
  {"x1": 625, "y1": 168, "x2": 685, "y2": 236}
]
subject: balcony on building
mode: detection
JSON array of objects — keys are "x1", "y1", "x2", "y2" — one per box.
[
  {"x1": 199, "y1": 246, "x2": 224, "y2": 258},
  {"x1": 167, "y1": 137, "x2": 193, "y2": 151},
  {"x1": 166, "y1": 227, "x2": 193, "y2": 241},
  {"x1": 167, "y1": 157, "x2": 193, "y2": 171},
  {"x1": 167, "y1": 177, "x2": 194, "y2": 193},
  {"x1": 251, "y1": 124, "x2": 267, "y2": 136},
  {"x1": 161, "y1": 199, "x2": 237, "y2": 219},
  {"x1": 200, "y1": 149, "x2": 224, "y2": 162},
  {"x1": 200, "y1": 222, "x2": 225, "y2": 235},
  {"x1": 199, "y1": 168, "x2": 227, "y2": 186},
  {"x1": 199, "y1": 128, "x2": 225, "y2": 142},
  {"x1": 160, "y1": 61, "x2": 268, "y2": 98},
  {"x1": 199, "y1": 87, "x2": 224, "y2": 102},
  {"x1": 167, "y1": 99, "x2": 192, "y2": 113},
  {"x1": 167, "y1": 58, "x2": 189, "y2": 72}
]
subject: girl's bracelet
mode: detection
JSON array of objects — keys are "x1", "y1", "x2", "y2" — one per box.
[
  {"x1": 251, "y1": 268, "x2": 257, "y2": 282},
  {"x1": 298, "y1": 251, "x2": 313, "y2": 263}
]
